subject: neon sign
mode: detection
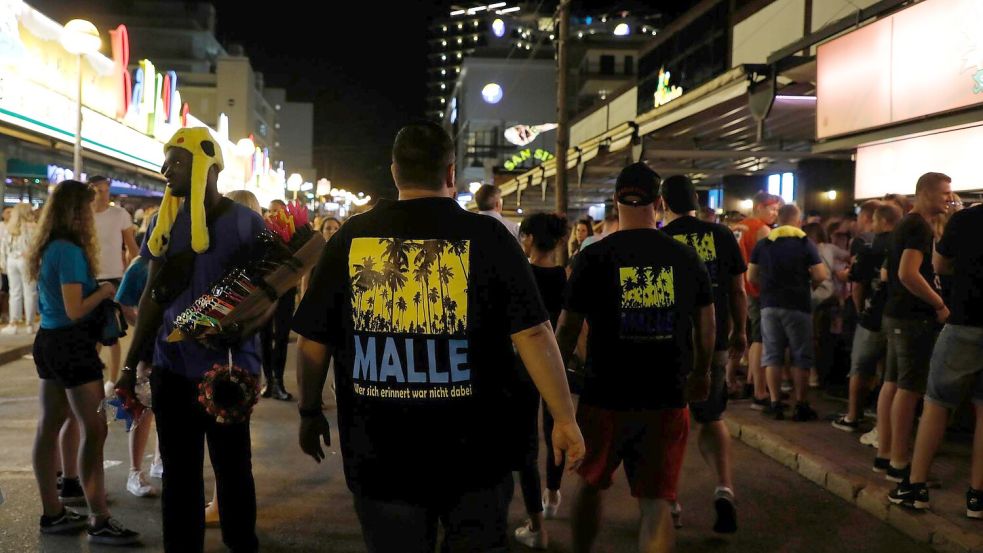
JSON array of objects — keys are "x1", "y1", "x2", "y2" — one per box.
[
  {"x1": 109, "y1": 25, "x2": 186, "y2": 136},
  {"x1": 653, "y1": 68, "x2": 683, "y2": 107},
  {"x1": 503, "y1": 148, "x2": 554, "y2": 171}
]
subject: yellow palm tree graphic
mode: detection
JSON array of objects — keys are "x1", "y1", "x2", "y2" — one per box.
[
  {"x1": 350, "y1": 238, "x2": 470, "y2": 335},
  {"x1": 672, "y1": 233, "x2": 717, "y2": 263},
  {"x1": 620, "y1": 266, "x2": 675, "y2": 308}
]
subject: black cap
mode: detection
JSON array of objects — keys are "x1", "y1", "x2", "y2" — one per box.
[
  {"x1": 615, "y1": 162, "x2": 660, "y2": 207},
  {"x1": 660, "y1": 175, "x2": 700, "y2": 213}
]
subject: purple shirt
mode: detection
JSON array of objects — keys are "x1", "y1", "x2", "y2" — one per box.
[{"x1": 140, "y1": 203, "x2": 267, "y2": 379}]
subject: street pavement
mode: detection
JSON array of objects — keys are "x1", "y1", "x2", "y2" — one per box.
[{"x1": 0, "y1": 338, "x2": 935, "y2": 553}]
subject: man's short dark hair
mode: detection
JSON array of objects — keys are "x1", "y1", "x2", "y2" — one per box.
[
  {"x1": 87, "y1": 175, "x2": 109, "y2": 186},
  {"x1": 914, "y1": 172, "x2": 951, "y2": 196},
  {"x1": 874, "y1": 203, "x2": 902, "y2": 226},
  {"x1": 392, "y1": 122, "x2": 455, "y2": 190},
  {"x1": 859, "y1": 200, "x2": 880, "y2": 220},
  {"x1": 777, "y1": 203, "x2": 801, "y2": 226},
  {"x1": 474, "y1": 184, "x2": 501, "y2": 211}
]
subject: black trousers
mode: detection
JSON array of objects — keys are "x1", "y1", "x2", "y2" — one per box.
[
  {"x1": 151, "y1": 367, "x2": 258, "y2": 553},
  {"x1": 260, "y1": 289, "x2": 296, "y2": 384}
]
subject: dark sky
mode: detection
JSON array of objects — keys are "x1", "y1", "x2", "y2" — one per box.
[{"x1": 34, "y1": 0, "x2": 699, "y2": 198}]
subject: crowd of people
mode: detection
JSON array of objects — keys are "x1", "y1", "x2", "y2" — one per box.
[{"x1": 20, "y1": 119, "x2": 983, "y2": 553}]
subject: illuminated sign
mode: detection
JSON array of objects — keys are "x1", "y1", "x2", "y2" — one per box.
[
  {"x1": 503, "y1": 148, "x2": 554, "y2": 171},
  {"x1": 653, "y1": 68, "x2": 683, "y2": 107}
]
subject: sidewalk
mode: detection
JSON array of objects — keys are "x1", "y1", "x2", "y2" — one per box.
[
  {"x1": 725, "y1": 393, "x2": 982, "y2": 553},
  {"x1": 0, "y1": 333, "x2": 35, "y2": 366}
]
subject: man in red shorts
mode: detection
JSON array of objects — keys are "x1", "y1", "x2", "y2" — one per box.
[{"x1": 556, "y1": 162, "x2": 716, "y2": 553}]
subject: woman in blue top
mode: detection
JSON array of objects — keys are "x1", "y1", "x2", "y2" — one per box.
[{"x1": 28, "y1": 180, "x2": 139, "y2": 545}]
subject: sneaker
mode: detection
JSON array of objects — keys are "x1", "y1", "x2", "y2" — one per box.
[
  {"x1": 126, "y1": 470, "x2": 157, "y2": 498},
  {"x1": 149, "y1": 460, "x2": 163, "y2": 480},
  {"x1": 670, "y1": 502, "x2": 683, "y2": 529},
  {"x1": 0, "y1": 324, "x2": 18, "y2": 336},
  {"x1": 873, "y1": 457, "x2": 890, "y2": 473},
  {"x1": 967, "y1": 488, "x2": 983, "y2": 520},
  {"x1": 763, "y1": 402, "x2": 787, "y2": 420},
  {"x1": 514, "y1": 521, "x2": 548, "y2": 550},
  {"x1": 832, "y1": 417, "x2": 860, "y2": 432},
  {"x1": 792, "y1": 403, "x2": 819, "y2": 422},
  {"x1": 886, "y1": 464, "x2": 911, "y2": 484},
  {"x1": 750, "y1": 397, "x2": 770, "y2": 411},
  {"x1": 860, "y1": 428, "x2": 879, "y2": 449},
  {"x1": 542, "y1": 490, "x2": 560, "y2": 520},
  {"x1": 58, "y1": 477, "x2": 86, "y2": 505},
  {"x1": 713, "y1": 487, "x2": 737, "y2": 534},
  {"x1": 87, "y1": 518, "x2": 141, "y2": 546},
  {"x1": 889, "y1": 481, "x2": 929, "y2": 510},
  {"x1": 40, "y1": 508, "x2": 88, "y2": 534}
]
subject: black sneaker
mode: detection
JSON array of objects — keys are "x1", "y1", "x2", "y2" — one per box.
[
  {"x1": 763, "y1": 402, "x2": 787, "y2": 420},
  {"x1": 40, "y1": 508, "x2": 88, "y2": 534},
  {"x1": 713, "y1": 488, "x2": 737, "y2": 534},
  {"x1": 87, "y1": 518, "x2": 140, "y2": 546},
  {"x1": 58, "y1": 477, "x2": 85, "y2": 505},
  {"x1": 886, "y1": 464, "x2": 911, "y2": 484},
  {"x1": 873, "y1": 457, "x2": 890, "y2": 473},
  {"x1": 750, "y1": 397, "x2": 769, "y2": 411},
  {"x1": 889, "y1": 481, "x2": 929, "y2": 510},
  {"x1": 967, "y1": 488, "x2": 983, "y2": 520},
  {"x1": 832, "y1": 417, "x2": 860, "y2": 432},
  {"x1": 792, "y1": 403, "x2": 819, "y2": 422}
]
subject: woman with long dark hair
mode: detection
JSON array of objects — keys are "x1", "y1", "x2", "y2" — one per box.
[
  {"x1": 29, "y1": 180, "x2": 139, "y2": 545},
  {"x1": 512, "y1": 212, "x2": 569, "y2": 549}
]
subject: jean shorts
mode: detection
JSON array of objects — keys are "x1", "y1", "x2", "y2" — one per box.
[
  {"x1": 849, "y1": 324, "x2": 886, "y2": 379},
  {"x1": 884, "y1": 316, "x2": 939, "y2": 394},
  {"x1": 926, "y1": 324, "x2": 983, "y2": 409},
  {"x1": 761, "y1": 307, "x2": 814, "y2": 370}
]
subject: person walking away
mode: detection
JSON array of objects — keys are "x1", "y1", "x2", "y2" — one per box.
[
  {"x1": 748, "y1": 204, "x2": 828, "y2": 421},
  {"x1": 292, "y1": 122, "x2": 585, "y2": 553},
  {"x1": 29, "y1": 179, "x2": 139, "y2": 545},
  {"x1": 874, "y1": 172, "x2": 951, "y2": 483},
  {"x1": 259, "y1": 199, "x2": 296, "y2": 401},
  {"x1": 475, "y1": 184, "x2": 521, "y2": 240},
  {"x1": 89, "y1": 176, "x2": 140, "y2": 398},
  {"x1": 661, "y1": 175, "x2": 746, "y2": 534},
  {"x1": 1, "y1": 202, "x2": 39, "y2": 334},
  {"x1": 554, "y1": 163, "x2": 716, "y2": 553}
]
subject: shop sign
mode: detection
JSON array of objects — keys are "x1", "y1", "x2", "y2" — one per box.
[
  {"x1": 503, "y1": 148, "x2": 554, "y2": 171},
  {"x1": 653, "y1": 68, "x2": 683, "y2": 108}
]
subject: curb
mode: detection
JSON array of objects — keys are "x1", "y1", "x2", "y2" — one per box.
[
  {"x1": 724, "y1": 418, "x2": 983, "y2": 553},
  {"x1": 0, "y1": 343, "x2": 32, "y2": 367}
]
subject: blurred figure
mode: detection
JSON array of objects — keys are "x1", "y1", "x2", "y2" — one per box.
[
  {"x1": 568, "y1": 217, "x2": 594, "y2": 259},
  {"x1": 805, "y1": 210, "x2": 823, "y2": 225},
  {"x1": 579, "y1": 211, "x2": 618, "y2": 251},
  {"x1": 0, "y1": 203, "x2": 39, "y2": 334},
  {"x1": 320, "y1": 217, "x2": 342, "y2": 241},
  {"x1": 475, "y1": 184, "x2": 520, "y2": 240}
]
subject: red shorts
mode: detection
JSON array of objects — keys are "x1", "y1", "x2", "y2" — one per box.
[{"x1": 576, "y1": 403, "x2": 689, "y2": 501}]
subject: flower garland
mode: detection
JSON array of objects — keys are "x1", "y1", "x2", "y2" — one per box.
[{"x1": 197, "y1": 353, "x2": 260, "y2": 424}]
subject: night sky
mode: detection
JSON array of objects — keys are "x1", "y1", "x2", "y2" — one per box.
[{"x1": 32, "y1": 0, "x2": 698, "y2": 199}]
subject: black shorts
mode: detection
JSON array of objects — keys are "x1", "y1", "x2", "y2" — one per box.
[
  {"x1": 690, "y1": 351, "x2": 729, "y2": 423},
  {"x1": 96, "y1": 279, "x2": 122, "y2": 346},
  {"x1": 747, "y1": 295, "x2": 763, "y2": 343},
  {"x1": 34, "y1": 326, "x2": 104, "y2": 388}
]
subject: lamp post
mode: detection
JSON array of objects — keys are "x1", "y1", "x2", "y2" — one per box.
[
  {"x1": 60, "y1": 20, "x2": 101, "y2": 179},
  {"x1": 286, "y1": 173, "x2": 302, "y2": 201}
]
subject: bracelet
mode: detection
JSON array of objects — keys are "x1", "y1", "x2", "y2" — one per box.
[{"x1": 299, "y1": 406, "x2": 323, "y2": 418}]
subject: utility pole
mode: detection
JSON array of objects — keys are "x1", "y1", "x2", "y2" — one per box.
[{"x1": 555, "y1": 0, "x2": 571, "y2": 264}]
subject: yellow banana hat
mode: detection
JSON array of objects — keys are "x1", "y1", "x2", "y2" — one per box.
[{"x1": 148, "y1": 127, "x2": 225, "y2": 256}]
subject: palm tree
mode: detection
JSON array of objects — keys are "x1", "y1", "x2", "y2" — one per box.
[
  {"x1": 635, "y1": 268, "x2": 650, "y2": 306},
  {"x1": 413, "y1": 263, "x2": 431, "y2": 334},
  {"x1": 379, "y1": 238, "x2": 413, "y2": 272},
  {"x1": 397, "y1": 297, "x2": 408, "y2": 330},
  {"x1": 413, "y1": 291, "x2": 422, "y2": 329},
  {"x1": 449, "y1": 240, "x2": 469, "y2": 281},
  {"x1": 428, "y1": 287, "x2": 440, "y2": 333},
  {"x1": 382, "y1": 261, "x2": 408, "y2": 327},
  {"x1": 437, "y1": 265, "x2": 454, "y2": 332},
  {"x1": 352, "y1": 256, "x2": 379, "y2": 319}
]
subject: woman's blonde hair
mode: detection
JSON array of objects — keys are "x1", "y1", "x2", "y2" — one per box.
[
  {"x1": 8, "y1": 202, "x2": 34, "y2": 237},
  {"x1": 28, "y1": 180, "x2": 99, "y2": 281},
  {"x1": 225, "y1": 190, "x2": 262, "y2": 215}
]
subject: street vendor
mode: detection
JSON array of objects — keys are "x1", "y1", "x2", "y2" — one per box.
[{"x1": 118, "y1": 127, "x2": 269, "y2": 553}]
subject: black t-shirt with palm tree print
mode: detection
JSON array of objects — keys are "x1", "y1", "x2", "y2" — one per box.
[
  {"x1": 565, "y1": 228, "x2": 713, "y2": 411},
  {"x1": 293, "y1": 197, "x2": 547, "y2": 504}
]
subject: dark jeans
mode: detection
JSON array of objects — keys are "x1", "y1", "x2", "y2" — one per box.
[
  {"x1": 353, "y1": 474, "x2": 513, "y2": 553},
  {"x1": 542, "y1": 400, "x2": 565, "y2": 491},
  {"x1": 151, "y1": 367, "x2": 258, "y2": 553},
  {"x1": 260, "y1": 289, "x2": 295, "y2": 384}
]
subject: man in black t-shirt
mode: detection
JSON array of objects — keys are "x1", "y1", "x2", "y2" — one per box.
[
  {"x1": 661, "y1": 175, "x2": 745, "y2": 534},
  {"x1": 291, "y1": 123, "x2": 585, "y2": 553},
  {"x1": 891, "y1": 203, "x2": 983, "y2": 518},
  {"x1": 833, "y1": 203, "x2": 900, "y2": 432},
  {"x1": 874, "y1": 172, "x2": 950, "y2": 484},
  {"x1": 555, "y1": 163, "x2": 715, "y2": 553}
]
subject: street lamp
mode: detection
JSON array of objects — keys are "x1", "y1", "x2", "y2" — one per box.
[
  {"x1": 316, "y1": 178, "x2": 331, "y2": 197},
  {"x1": 60, "y1": 19, "x2": 101, "y2": 179},
  {"x1": 286, "y1": 173, "x2": 302, "y2": 200}
]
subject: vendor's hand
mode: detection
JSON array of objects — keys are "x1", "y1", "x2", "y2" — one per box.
[
  {"x1": 685, "y1": 372, "x2": 711, "y2": 403},
  {"x1": 114, "y1": 371, "x2": 145, "y2": 419},
  {"x1": 936, "y1": 305, "x2": 950, "y2": 325},
  {"x1": 728, "y1": 332, "x2": 747, "y2": 363},
  {"x1": 299, "y1": 412, "x2": 332, "y2": 463},
  {"x1": 99, "y1": 281, "x2": 117, "y2": 299},
  {"x1": 551, "y1": 419, "x2": 585, "y2": 472}
]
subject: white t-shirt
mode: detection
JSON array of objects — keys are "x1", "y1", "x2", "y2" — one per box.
[{"x1": 94, "y1": 205, "x2": 133, "y2": 279}]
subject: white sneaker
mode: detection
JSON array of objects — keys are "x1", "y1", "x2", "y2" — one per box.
[
  {"x1": 23, "y1": 323, "x2": 35, "y2": 334},
  {"x1": 860, "y1": 428, "x2": 879, "y2": 449},
  {"x1": 542, "y1": 489, "x2": 561, "y2": 519},
  {"x1": 514, "y1": 521, "x2": 548, "y2": 550},
  {"x1": 0, "y1": 324, "x2": 18, "y2": 336},
  {"x1": 126, "y1": 470, "x2": 157, "y2": 497},
  {"x1": 149, "y1": 460, "x2": 163, "y2": 479}
]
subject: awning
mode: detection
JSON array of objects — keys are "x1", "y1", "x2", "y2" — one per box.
[
  {"x1": 110, "y1": 184, "x2": 163, "y2": 198},
  {"x1": 6, "y1": 159, "x2": 47, "y2": 179}
]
